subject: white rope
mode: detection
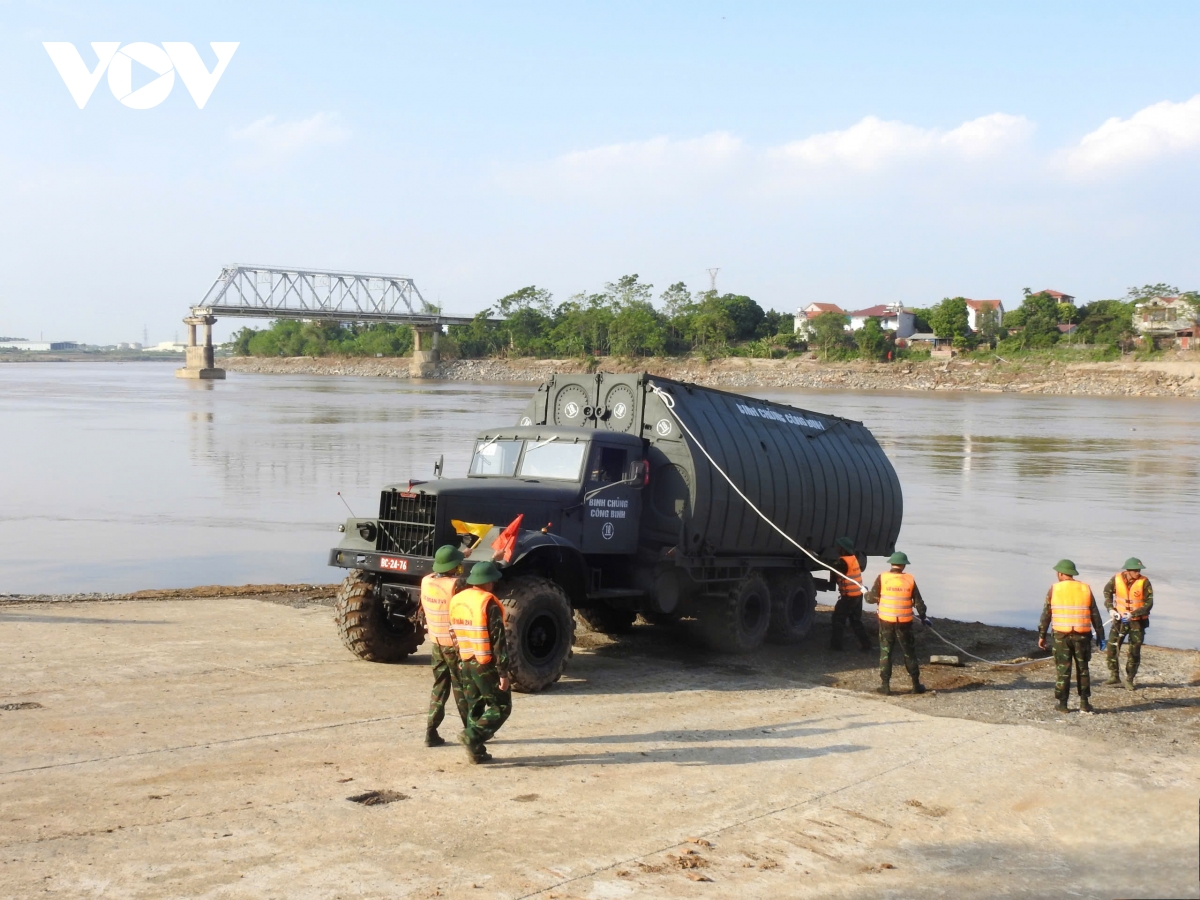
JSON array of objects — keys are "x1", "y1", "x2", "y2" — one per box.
[{"x1": 649, "y1": 384, "x2": 1048, "y2": 669}]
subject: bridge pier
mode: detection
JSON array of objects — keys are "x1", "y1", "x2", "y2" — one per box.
[
  {"x1": 410, "y1": 326, "x2": 441, "y2": 378},
  {"x1": 175, "y1": 312, "x2": 226, "y2": 380}
]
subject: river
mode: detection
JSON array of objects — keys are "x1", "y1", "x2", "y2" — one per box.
[{"x1": 1, "y1": 362, "x2": 1195, "y2": 648}]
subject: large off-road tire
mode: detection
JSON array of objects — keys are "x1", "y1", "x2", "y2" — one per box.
[
  {"x1": 334, "y1": 570, "x2": 424, "y2": 663},
  {"x1": 701, "y1": 571, "x2": 771, "y2": 653},
  {"x1": 766, "y1": 570, "x2": 817, "y2": 644},
  {"x1": 497, "y1": 576, "x2": 575, "y2": 693},
  {"x1": 575, "y1": 605, "x2": 637, "y2": 635}
]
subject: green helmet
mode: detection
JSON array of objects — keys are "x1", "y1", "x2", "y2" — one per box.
[
  {"x1": 1123, "y1": 557, "x2": 1144, "y2": 571},
  {"x1": 432, "y1": 544, "x2": 464, "y2": 574},
  {"x1": 1053, "y1": 559, "x2": 1079, "y2": 576},
  {"x1": 836, "y1": 536, "x2": 856, "y2": 553},
  {"x1": 888, "y1": 551, "x2": 910, "y2": 566},
  {"x1": 466, "y1": 560, "x2": 503, "y2": 586}
]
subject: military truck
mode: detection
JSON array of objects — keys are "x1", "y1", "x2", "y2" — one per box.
[{"x1": 329, "y1": 373, "x2": 903, "y2": 691}]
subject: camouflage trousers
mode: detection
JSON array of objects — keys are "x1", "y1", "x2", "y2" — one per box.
[
  {"x1": 460, "y1": 657, "x2": 512, "y2": 752},
  {"x1": 832, "y1": 594, "x2": 870, "y2": 648},
  {"x1": 1052, "y1": 632, "x2": 1092, "y2": 701},
  {"x1": 427, "y1": 642, "x2": 468, "y2": 736},
  {"x1": 1106, "y1": 621, "x2": 1145, "y2": 680},
  {"x1": 879, "y1": 620, "x2": 919, "y2": 682}
]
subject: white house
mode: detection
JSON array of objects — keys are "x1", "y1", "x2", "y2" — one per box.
[
  {"x1": 793, "y1": 303, "x2": 846, "y2": 338},
  {"x1": 964, "y1": 299, "x2": 1004, "y2": 332},
  {"x1": 1134, "y1": 295, "x2": 1198, "y2": 350},
  {"x1": 846, "y1": 304, "x2": 916, "y2": 338}
]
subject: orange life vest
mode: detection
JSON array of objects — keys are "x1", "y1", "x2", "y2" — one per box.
[
  {"x1": 838, "y1": 555, "x2": 863, "y2": 598},
  {"x1": 1113, "y1": 574, "x2": 1148, "y2": 621},
  {"x1": 449, "y1": 587, "x2": 504, "y2": 663},
  {"x1": 1050, "y1": 580, "x2": 1094, "y2": 634},
  {"x1": 878, "y1": 571, "x2": 915, "y2": 623},
  {"x1": 419, "y1": 573, "x2": 458, "y2": 646}
]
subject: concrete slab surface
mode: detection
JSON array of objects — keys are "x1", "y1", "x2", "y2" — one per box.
[{"x1": 1, "y1": 597, "x2": 1197, "y2": 899}]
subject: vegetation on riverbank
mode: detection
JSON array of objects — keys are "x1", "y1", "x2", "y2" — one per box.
[{"x1": 226, "y1": 276, "x2": 1190, "y2": 364}]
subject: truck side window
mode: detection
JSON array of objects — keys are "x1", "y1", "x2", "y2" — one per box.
[{"x1": 589, "y1": 447, "x2": 627, "y2": 483}]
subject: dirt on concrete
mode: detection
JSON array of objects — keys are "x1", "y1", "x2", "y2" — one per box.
[{"x1": 1, "y1": 588, "x2": 1197, "y2": 899}]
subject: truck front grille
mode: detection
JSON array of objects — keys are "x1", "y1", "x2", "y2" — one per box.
[{"x1": 377, "y1": 491, "x2": 438, "y2": 557}]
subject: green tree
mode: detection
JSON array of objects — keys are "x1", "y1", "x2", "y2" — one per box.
[
  {"x1": 854, "y1": 317, "x2": 892, "y2": 361},
  {"x1": 1007, "y1": 291, "x2": 1060, "y2": 348},
  {"x1": 974, "y1": 305, "x2": 1003, "y2": 348},
  {"x1": 496, "y1": 286, "x2": 553, "y2": 356},
  {"x1": 609, "y1": 301, "x2": 667, "y2": 357},
  {"x1": 928, "y1": 297, "x2": 971, "y2": 341},
  {"x1": 810, "y1": 310, "x2": 850, "y2": 360},
  {"x1": 1125, "y1": 283, "x2": 1180, "y2": 302}
]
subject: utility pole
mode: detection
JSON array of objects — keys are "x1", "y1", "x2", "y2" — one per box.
[{"x1": 707, "y1": 268, "x2": 720, "y2": 293}]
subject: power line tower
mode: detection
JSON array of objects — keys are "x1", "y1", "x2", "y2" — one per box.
[{"x1": 707, "y1": 268, "x2": 720, "y2": 293}]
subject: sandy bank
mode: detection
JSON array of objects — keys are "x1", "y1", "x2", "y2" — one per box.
[
  {"x1": 223, "y1": 354, "x2": 1200, "y2": 398},
  {"x1": 1, "y1": 587, "x2": 1196, "y2": 898}
]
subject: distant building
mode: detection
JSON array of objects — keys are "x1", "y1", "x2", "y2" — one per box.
[
  {"x1": 793, "y1": 303, "x2": 846, "y2": 338},
  {"x1": 964, "y1": 299, "x2": 1004, "y2": 332},
  {"x1": 147, "y1": 341, "x2": 187, "y2": 352},
  {"x1": 847, "y1": 304, "x2": 916, "y2": 338},
  {"x1": 1134, "y1": 295, "x2": 1199, "y2": 350},
  {"x1": 1038, "y1": 289, "x2": 1076, "y2": 305},
  {"x1": 0, "y1": 340, "x2": 77, "y2": 352}
]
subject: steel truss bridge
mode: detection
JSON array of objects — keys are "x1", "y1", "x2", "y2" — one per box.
[{"x1": 191, "y1": 264, "x2": 477, "y2": 326}]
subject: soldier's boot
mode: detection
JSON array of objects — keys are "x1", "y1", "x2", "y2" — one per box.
[
  {"x1": 1055, "y1": 697, "x2": 1069, "y2": 712},
  {"x1": 466, "y1": 747, "x2": 493, "y2": 764},
  {"x1": 878, "y1": 678, "x2": 891, "y2": 696},
  {"x1": 911, "y1": 677, "x2": 927, "y2": 695},
  {"x1": 1079, "y1": 697, "x2": 1094, "y2": 713},
  {"x1": 1104, "y1": 674, "x2": 1121, "y2": 685},
  {"x1": 424, "y1": 730, "x2": 445, "y2": 748},
  {"x1": 1123, "y1": 677, "x2": 1136, "y2": 692}
]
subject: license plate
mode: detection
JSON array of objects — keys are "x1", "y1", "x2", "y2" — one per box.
[{"x1": 380, "y1": 557, "x2": 407, "y2": 571}]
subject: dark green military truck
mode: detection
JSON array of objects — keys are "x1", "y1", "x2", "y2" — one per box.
[{"x1": 329, "y1": 372, "x2": 902, "y2": 691}]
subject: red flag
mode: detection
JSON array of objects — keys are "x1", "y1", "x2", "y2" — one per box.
[{"x1": 491, "y1": 514, "x2": 524, "y2": 563}]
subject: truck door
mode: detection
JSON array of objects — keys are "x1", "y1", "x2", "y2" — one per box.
[{"x1": 580, "y1": 443, "x2": 641, "y2": 554}]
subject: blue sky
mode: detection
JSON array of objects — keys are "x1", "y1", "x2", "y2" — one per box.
[{"x1": 2, "y1": 1, "x2": 1200, "y2": 344}]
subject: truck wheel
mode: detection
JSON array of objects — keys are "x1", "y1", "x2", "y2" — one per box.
[
  {"x1": 334, "y1": 570, "x2": 424, "y2": 663},
  {"x1": 576, "y1": 606, "x2": 637, "y2": 635},
  {"x1": 498, "y1": 576, "x2": 575, "y2": 693},
  {"x1": 702, "y1": 572, "x2": 771, "y2": 653},
  {"x1": 767, "y1": 571, "x2": 817, "y2": 644}
]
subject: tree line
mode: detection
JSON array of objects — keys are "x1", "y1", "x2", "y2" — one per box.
[{"x1": 228, "y1": 279, "x2": 1190, "y2": 361}]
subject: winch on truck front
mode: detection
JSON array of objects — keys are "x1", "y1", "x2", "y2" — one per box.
[{"x1": 329, "y1": 373, "x2": 903, "y2": 692}]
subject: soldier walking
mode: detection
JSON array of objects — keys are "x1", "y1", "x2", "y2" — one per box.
[
  {"x1": 1037, "y1": 559, "x2": 1106, "y2": 713},
  {"x1": 1104, "y1": 558, "x2": 1153, "y2": 691},
  {"x1": 865, "y1": 551, "x2": 930, "y2": 695},
  {"x1": 448, "y1": 560, "x2": 512, "y2": 764},
  {"x1": 419, "y1": 545, "x2": 469, "y2": 747},
  {"x1": 829, "y1": 536, "x2": 871, "y2": 652}
]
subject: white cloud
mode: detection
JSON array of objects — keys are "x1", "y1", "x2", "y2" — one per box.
[
  {"x1": 1069, "y1": 94, "x2": 1200, "y2": 172},
  {"x1": 770, "y1": 113, "x2": 1033, "y2": 170},
  {"x1": 231, "y1": 113, "x2": 350, "y2": 164}
]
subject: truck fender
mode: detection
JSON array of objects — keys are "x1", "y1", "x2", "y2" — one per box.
[{"x1": 506, "y1": 531, "x2": 588, "y2": 607}]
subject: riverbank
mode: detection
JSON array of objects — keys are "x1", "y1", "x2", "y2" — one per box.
[
  {"x1": 2, "y1": 586, "x2": 1196, "y2": 898},
  {"x1": 222, "y1": 353, "x2": 1200, "y2": 397}
]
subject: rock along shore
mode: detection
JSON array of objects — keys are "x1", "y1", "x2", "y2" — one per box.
[{"x1": 222, "y1": 354, "x2": 1200, "y2": 398}]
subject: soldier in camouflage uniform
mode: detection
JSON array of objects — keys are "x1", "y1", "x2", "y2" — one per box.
[
  {"x1": 865, "y1": 551, "x2": 930, "y2": 695},
  {"x1": 828, "y1": 536, "x2": 872, "y2": 652},
  {"x1": 419, "y1": 545, "x2": 469, "y2": 747},
  {"x1": 449, "y1": 560, "x2": 513, "y2": 764},
  {"x1": 1037, "y1": 559, "x2": 1106, "y2": 713},
  {"x1": 1103, "y1": 558, "x2": 1153, "y2": 690}
]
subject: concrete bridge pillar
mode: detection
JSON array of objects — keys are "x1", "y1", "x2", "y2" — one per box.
[
  {"x1": 410, "y1": 325, "x2": 441, "y2": 378},
  {"x1": 176, "y1": 312, "x2": 226, "y2": 380}
]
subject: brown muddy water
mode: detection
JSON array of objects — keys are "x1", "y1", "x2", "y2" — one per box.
[{"x1": 1, "y1": 362, "x2": 1195, "y2": 648}]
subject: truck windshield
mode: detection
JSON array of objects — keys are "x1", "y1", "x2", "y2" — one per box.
[
  {"x1": 469, "y1": 439, "x2": 522, "y2": 476},
  {"x1": 518, "y1": 440, "x2": 587, "y2": 480}
]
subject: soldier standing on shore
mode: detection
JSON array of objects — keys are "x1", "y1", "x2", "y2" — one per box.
[
  {"x1": 449, "y1": 560, "x2": 512, "y2": 764},
  {"x1": 1104, "y1": 558, "x2": 1153, "y2": 691},
  {"x1": 829, "y1": 536, "x2": 872, "y2": 652},
  {"x1": 865, "y1": 551, "x2": 929, "y2": 696},
  {"x1": 1037, "y1": 559, "x2": 1106, "y2": 713},
  {"x1": 419, "y1": 545, "x2": 469, "y2": 747}
]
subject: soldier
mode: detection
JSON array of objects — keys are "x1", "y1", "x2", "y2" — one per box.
[
  {"x1": 419, "y1": 545, "x2": 469, "y2": 748},
  {"x1": 1037, "y1": 559, "x2": 1106, "y2": 713},
  {"x1": 448, "y1": 560, "x2": 512, "y2": 764},
  {"x1": 1103, "y1": 557, "x2": 1153, "y2": 691},
  {"x1": 865, "y1": 551, "x2": 930, "y2": 696},
  {"x1": 829, "y1": 536, "x2": 871, "y2": 652}
]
